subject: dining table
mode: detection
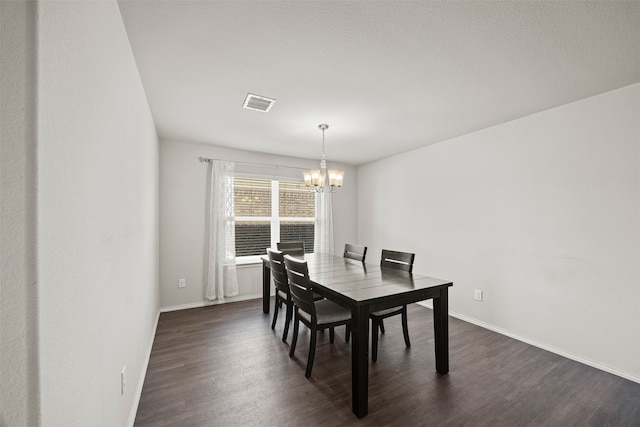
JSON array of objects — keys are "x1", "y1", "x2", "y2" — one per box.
[{"x1": 262, "y1": 252, "x2": 453, "y2": 418}]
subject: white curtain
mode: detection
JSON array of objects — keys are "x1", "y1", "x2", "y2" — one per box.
[
  {"x1": 314, "y1": 192, "x2": 335, "y2": 255},
  {"x1": 205, "y1": 160, "x2": 239, "y2": 301}
]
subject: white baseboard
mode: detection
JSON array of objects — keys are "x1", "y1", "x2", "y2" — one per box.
[
  {"x1": 128, "y1": 310, "x2": 160, "y2": 427},
  {"x1": 416, "y1": 301, "x2": 640, "y2": 385},
  {"x1": 160, "y1": 293, "x2": 264, "y2": 313}
]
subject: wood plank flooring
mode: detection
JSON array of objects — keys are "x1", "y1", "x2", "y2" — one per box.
[{"x1": 134, "y1": 299, "x2": 640, "y2": 426}]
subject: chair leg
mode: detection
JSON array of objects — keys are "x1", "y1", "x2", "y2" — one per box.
[
  {"x1": 379, "y1": 319, "x2": 385, "y2": 334},
  {"x1": 289, "y1": 314, "x2": 299, "y2": 358},
  {"x1": 271, "y1": 295, "x2": 279, "y2": 330},
  {"x1": 401, "y1": 305, "x2": 411, "y2": 347},
  {"x1": 306, "y1": 329, "x2": 317, "y2": 378},
  {"x1": 329, "y1": 327, "x2": 335, "y2": 343},
  {"x1": 372, "y1": 318, "x2": 379, "y2": 362},
  {"x1": 345, "y1": 325, "x2": 350, "y2": 342},
  {"x1": 282, "y1": 302, "x2": 293, "y2": 342}
]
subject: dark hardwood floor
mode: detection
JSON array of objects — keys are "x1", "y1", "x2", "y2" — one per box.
[{"x1": 135, "y1": 299, "x2": 640, "y2": 426}]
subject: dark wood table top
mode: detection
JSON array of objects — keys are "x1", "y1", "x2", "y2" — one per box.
[{"x1": 290, "y1": 253, "x2": 452, "y2": 308}]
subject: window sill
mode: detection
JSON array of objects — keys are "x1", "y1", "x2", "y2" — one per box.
[{"x1": 236, "y1": 255, "x2": 264, "y2": 266}]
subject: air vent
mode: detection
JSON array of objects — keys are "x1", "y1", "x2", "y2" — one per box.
[{"x1": 242, "y1": 93, "x2": 276, "y2": 113}]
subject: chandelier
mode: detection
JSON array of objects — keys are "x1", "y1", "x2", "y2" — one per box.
[{"x1": 303, "y1": 124, "x2": 344, "y2": 193}]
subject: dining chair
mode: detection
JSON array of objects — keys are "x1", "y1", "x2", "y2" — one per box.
[
  {"x1": 284, "y1": 254, "x2": 352, "y2": 378},
  {"x1": 267, "y1": 248, "x2": 294, "y2": 342},
  {"x1": 343, "y1": 243, "x2": 367, "y2": 262},
  {"x1": 268, "y1": 248, "x2": 324, "y2": 342},
  {"x1": 277, "y1": 241, "x2": 305, "y2": 258},
  {"x1": 369, "y1": 249, "x2": 415, "y2": 362}
]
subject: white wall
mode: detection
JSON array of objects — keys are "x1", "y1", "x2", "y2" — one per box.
[
  {"x1": 0, "y1": 1, "x2": 39, "y2": 425},
  {"x1": 358, "y1": 84, "x2": 640, "y2": 382},
  {"x1": 159, "y1": 139, "x2": 357, "y2": 310},
  {"x1": 37, "y1": 2, "x2": 159, "y2": 426}
]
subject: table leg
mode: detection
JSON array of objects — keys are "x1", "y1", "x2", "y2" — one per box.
[
  {"x1": 351, "y1": 305, "x2": 369, "y2": 417},
  {"x1": 262, "y1": 259, "x2": 270, "y2": 314},
  {"x1": 432, "y1": 288, "x2": 449, "y2": 374}
]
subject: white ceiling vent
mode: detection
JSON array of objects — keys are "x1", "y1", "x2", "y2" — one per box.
[{"x1": 242, "y1": 93, "x2": 276, "y2": 112}]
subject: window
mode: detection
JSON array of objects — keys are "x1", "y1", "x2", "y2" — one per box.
[{"x1": 234, "y1": 177, "x2": 315, "y2": 261}]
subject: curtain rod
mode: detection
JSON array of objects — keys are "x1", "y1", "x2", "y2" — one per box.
[{"x1": 198, "y1": 156, "x2": 309, "y2": 171}]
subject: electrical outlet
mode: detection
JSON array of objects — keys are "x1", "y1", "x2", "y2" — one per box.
[
  {"x1": 474, "y1": 289, "x2": 483, "y2": 301},
  {"x1": 178, "y1": 278, "x2": 186, "y2": 288},
  {"x1": 121, "y1": 366, "x2": 126, "y2": 395}
]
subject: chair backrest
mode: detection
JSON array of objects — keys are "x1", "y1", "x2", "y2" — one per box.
[
  {"x1": 267, "y1": 248, "x2": 289, "y2": 295},
  {"x1": 380, "y1": 249, "x2": 415, "y2": 272},
  {"x1": 283, "y1": 254, "x2": 316, "y2": 318},
  {"x1": 277, "y1": 241, "x2": 305, "y2": 258},
  {"x1": 343, "y1": 243, "x2": 367, "y2": 262}
]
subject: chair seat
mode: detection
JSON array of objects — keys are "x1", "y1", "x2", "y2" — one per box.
[
  {"x1": 298, "y1": 299, "x2": 351, "y2": 325},
  {"x1": 371, "y1": 306, "x2": 402, "y2": 317}
]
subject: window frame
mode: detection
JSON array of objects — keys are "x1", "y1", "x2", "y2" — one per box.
[{"x1": 234, "y1": 176, "x2": 315, "y2": 265}]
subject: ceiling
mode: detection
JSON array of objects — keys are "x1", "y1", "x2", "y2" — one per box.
[{"x1": 118, "y1": 1, "x2": 640, "y2": 166}]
